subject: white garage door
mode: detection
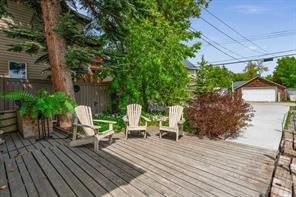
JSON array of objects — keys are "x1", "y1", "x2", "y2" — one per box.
[{"x1": 242, "y1": 88, "x2": 277, "y2": 102}]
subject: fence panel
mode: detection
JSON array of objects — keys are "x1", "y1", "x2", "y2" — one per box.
[
  {"x1": 74, "y1": 83, "x2": 110, "y2": 114},
  {"x1": 0, "y1": 77, "x2": 3, "y2": 110},
  {"x1": 0, "y1": 78, "x2": 111, "y2": 114}
]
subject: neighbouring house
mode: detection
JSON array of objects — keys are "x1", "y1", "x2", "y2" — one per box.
[
  {"x1": 183, "y1": 60, "x2": 198, "y2": 88},
  {"x1": 233, "y1": 76, "x2": 286, "y2": 102},
  {"x1": 287, "y1": 88, "x2": 296, "y2": 101},
  {"x1": 183, "y1": 59, "x2": 198, "y2": 77},
  {"x1": 0, "y1": 1, "x2": 111, "y2": 114}
]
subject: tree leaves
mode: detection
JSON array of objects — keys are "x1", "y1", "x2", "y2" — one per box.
[
  {"x1": 196, "y1": 56, "x2": 233, "y2": 94},
  {"x1": 273, "y1": 57, "x2": 296, "y2": 88}
]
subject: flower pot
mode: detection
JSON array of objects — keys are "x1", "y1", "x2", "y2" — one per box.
[{"x1": 17, "y1": 111, "x2": 53, "y2": 139}]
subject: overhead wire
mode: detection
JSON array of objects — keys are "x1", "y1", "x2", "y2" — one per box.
[
  {"x1": 201, "y1": 7, "x2": 269, "y2": 54},
  {"x1": 210, "y1": 49, "x2": 296, "y2": 64},
  {"x1": 199, "y1": 16, "x2": 263, "y2": 54},
  {"x1": 211, "y1": 52, "x2": 296, "y2": 66},
  {"x1": 189, "y1": 27, "x2": 245, "y2": 59},
  {"x1": 200, "y1": 36, "x2": 240, "y2": 60}
]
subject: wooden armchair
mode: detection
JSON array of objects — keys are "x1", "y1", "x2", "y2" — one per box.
[
  {"x1": 69, "y1": 105, "x2": 116, "y2": 151},
  {"x1": 123, "y1": 104, "x2": 151, "y2": 139},
  {"x1": 158, "y1": 105, "x2": 185, "y2": 141}
]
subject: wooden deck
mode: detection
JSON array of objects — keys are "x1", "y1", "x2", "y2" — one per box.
[{"x1": 0, "y1": 130, "x2": 277, "y2": 197}]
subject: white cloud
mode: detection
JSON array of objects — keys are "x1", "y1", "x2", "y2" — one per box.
[
  {"x1": 248, "y1": 46, "x2": 258, "y2": 51},
  {"x1": 232, "y1": 5, "x2": 266, "y2": 14}
]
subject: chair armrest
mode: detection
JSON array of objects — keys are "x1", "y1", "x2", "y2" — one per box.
[
  {"x1": 178, "y1": 118, "x2": 185, "y2": 124},
  {"x1": 122, "y1": 115, "x2": 128, "y2": 123},
  {"x1": 156, "y1": 116, "x2": 168, "y2": 122},
  {"x1": 93, "y1": 119, "x2": 117, "y2": 124},
  {"x1": 141, "y1": 115, "x2": 151, "y2": 122},
  {"x1": 73, "y1": 123, "x2": 99, "y2": 130}
]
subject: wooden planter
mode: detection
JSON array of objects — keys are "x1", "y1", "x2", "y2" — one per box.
[
  {"x1": 0, "y1": 110, "x2": 18, "y2": 133},
  {"x1": 17, "y1": 112, "x2": 53, "y2": 139}
]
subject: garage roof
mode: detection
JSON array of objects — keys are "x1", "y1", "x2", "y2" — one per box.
[
  {"x1": 233, "y1": 80, "x2": 247, "y2": 89},
  {"x1": 234, "y1": 76, "x2": 286, "y2": 90}
]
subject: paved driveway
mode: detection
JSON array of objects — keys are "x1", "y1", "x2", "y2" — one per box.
[{"x1": 228, "y1": 103, "x2": 291, "y2": 150}]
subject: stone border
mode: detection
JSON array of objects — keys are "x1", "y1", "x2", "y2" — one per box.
[{"x1": 270, "y1": 110, "x2": 296, "y2": 197}]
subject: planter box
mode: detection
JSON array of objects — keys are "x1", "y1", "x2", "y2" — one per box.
[
  {"x1": 0, "y1": 110, "x2": 18, "y2": 133},
  {"x1": 17, "y1": 112, "x2": 53, "y2": 139}
]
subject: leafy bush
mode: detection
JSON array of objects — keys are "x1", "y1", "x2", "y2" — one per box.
[
  {"x1": 94, "y1": 113, "x2": 126, "y2": 133},
  {"x1": 1, "y1": 90, "x2": 76, "y2": 119},
  {"x1": 94, "y1": 111, "x2": 166, "y2": 132},
  {"x1": 187, "y1": 91, "x2": 254, "y2": 139}
]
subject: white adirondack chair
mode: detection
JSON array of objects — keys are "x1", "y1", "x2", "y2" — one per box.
[
  {"x1": 159, "y1": 105, "x2": 185, "y2": 142},
  {"x1": 69, "y1": 105, "x2": 116, "y2": 151},
  {"x1": 123, "y1": 104, "x2": 151, "y2": 139}
]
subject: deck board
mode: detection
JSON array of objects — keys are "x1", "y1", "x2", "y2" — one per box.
[
  {"x1": 145, "y1": 136, "x2": 272, "y2": 181},
  {"x1": 5, "y1": 158, "x2": 27, "y2": 197},
  {"x1": 113, "y1": 138, "x2": 265, "y2": 195},
  {"x1": 40, "y1": 147, "x2": 94, "y2": 197},
  {"x1": 0, "y1": 130, "x2": 276, "y2": 197}
]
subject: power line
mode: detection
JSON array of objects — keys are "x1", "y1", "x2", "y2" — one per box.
[
  {"x1": 219, "y1": 30, "x2": 296, "y2": 45},
  {"x1": 199, "y1": 16, "x2": 264, "y2": 54},
  {"x1": 190, "y1": 27, "x2": 245, "y2": 58},
  {"x1": 210, "y1": 49, "x2": 296, "y2": 64},
  {"x1": 189, "y1": 27, "x2": 243, "y2": 60},
  {"x1": 201, "y1": 33, "x2": 246, "y2": 58},
  {"x1": 200, "y1": 37, "x2": 240, "y2": 60},
  {"x1": 201, "y1": 7, "x2": 269, "y2": 54},
  {"x1": 212, "y1": 52, "x2": 296, "y2": 66}
]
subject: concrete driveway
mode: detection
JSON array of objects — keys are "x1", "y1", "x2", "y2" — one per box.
[{"x1": 228, "y1": 103, "x2": 291, "y2": 150}]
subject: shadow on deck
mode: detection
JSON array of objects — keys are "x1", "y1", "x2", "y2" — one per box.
[{"x1": 0, "y1": 130, "x2": 277, "y2": 197}]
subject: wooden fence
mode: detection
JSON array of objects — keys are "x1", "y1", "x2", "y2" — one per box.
[{"x1": 0, "y1": 78, "x2": 111, "y2": 114}]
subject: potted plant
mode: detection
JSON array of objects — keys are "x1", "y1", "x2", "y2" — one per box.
[{"x1": 1, "y1": 90, "x2": 75, "y2": 139}]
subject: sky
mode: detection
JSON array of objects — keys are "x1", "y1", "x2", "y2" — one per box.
[{"x1": 189, "y1": 0, "x2": 296, "y2": 75}]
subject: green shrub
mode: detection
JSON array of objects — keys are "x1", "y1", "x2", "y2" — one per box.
[
  {"x1": 93, "y1": 111, "x2": 168, "y2": 132},
  {"x1": 94, "y1": 113, "x2": 125, "y2": 133}
]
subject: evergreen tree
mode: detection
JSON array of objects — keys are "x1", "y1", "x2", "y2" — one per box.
[{"x1": 196, "y1": 56, "x2": 234, "y2": 94}]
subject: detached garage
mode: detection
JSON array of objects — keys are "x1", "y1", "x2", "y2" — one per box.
[{"x1": 234, "y1": 77, "x2": 286, "y2": 102}]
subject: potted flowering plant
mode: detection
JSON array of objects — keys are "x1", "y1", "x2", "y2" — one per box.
[{"x1": 1, "y1": 90, "x2": 75, "y2": 138}]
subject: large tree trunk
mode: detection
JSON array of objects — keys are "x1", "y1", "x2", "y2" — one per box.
[{"x1": 40, "y1": 0, "x2": 75, "y2": 129}]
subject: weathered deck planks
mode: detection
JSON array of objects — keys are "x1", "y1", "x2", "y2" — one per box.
[{"x1": 0, "y1": 130, "x2": 276, "y2": 197}]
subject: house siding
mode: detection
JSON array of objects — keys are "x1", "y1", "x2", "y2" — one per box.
[
  {"x1": 235, "y1": 77, "x2": 286, "y2": 101},
  {"x1": 0, "y1": 1, "x2": 49, "y2": 79}
]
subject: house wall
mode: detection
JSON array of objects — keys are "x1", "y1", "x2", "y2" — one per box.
[
  {"x1": 236, "y1": 78, "x2": 286, "y2": 101},
  {"x1": 0, "y1": 1, "x2": 49, "y2": 79}
]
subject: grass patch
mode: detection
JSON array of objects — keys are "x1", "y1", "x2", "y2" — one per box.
[{"x1": 284, "y1": 105, "x2": 296, "y2": 130}]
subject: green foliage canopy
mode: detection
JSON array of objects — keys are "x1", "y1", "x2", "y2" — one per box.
[
  {"x1": 103, "y1": 0, "x2": 208, "y2": 111},
  {"x1": 196, "y1": 57, "x2": 234, "y2": 94},
  {"x1": 274, "y1": 57, "x2": 296, "y2": 88},
  {"x1": 243, "y1": 61, "x2": 268, "y2": 80}
]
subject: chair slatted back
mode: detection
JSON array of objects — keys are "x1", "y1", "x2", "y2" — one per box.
[
  {"x1": 127, "y1": 104, "x2": 142, "y2": 127},
  {"x1": 75, "y1": 105, "x2": 95, "y2": 136},
  {"x1": 169, "y1": 105, "x2": 183, "y2": 128}
]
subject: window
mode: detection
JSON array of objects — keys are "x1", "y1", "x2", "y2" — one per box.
[{"x1": 8, "y1": 61, "x2": 27, "y2": 79}]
